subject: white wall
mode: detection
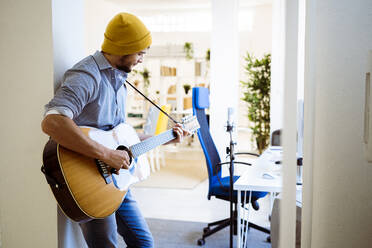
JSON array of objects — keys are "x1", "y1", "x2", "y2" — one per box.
[
  {"x1": 238, "y1": 4, "x2": 273, "y2": 129},
  {"x1": 52, "y1": 0, "x2": 85, "y2": 90},
  {"x1": 209, "y1": 0, "x2": 239, "y2": 157},
  {"x1": 239, "y1": 4, "x2": 272, "y2": 61},
  {"x1": 51, "y1": 0, "x2": 88, "y2": 247},
  {"x1": 304, "y1": 0, "x2": 372, "y2": 247},
  {"x1": 0, "y1": 0, "x2": 57, "y2": 247}
]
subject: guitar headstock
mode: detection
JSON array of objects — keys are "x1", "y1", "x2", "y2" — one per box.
[{"x1": 181, "y1": 115, "x2": 200, "y2": 134}]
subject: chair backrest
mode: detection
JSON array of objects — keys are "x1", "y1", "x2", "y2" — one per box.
[
  {"x1": 155, "y1": 104, "x2": 171, "y2": 135},
  {"x1": 192, "y1": 87, "x2": 222, "y2": 197}
]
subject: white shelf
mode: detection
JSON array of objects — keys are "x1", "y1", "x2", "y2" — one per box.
[{"x1": 129, "y1": 45, "x2": 210, "y2": 116}]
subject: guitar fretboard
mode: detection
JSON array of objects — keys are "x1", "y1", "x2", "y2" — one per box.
[{"x1": 129, "y1": 130, "x2": 176, "y2": 158}]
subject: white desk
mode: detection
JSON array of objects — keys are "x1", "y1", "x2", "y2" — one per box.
[{"x1": 234, "y1": 148, "x2": 283, "y2": 248}]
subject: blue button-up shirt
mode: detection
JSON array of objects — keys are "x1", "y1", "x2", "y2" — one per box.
[{"x1": 45, "y1": 51, "x2": 128, "y2": 130}]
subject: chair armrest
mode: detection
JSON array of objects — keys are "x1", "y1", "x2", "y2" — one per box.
[
  {"x1": 235, "y1": 152, "x2": 259, "y2": 157},
  {"x1": 226, "y1": 152, "x2": 259, "y2": 160},
  {"x1": 216, "y1": 161, "x2": 252, "y2": 167},
  {"x1": 234, "y1": 161, "x2": 252, "y2": 166}
]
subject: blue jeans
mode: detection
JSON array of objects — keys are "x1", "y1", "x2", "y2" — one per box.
[{"x1": 79, "y1": 190, "x2": 154, "y2": 248}]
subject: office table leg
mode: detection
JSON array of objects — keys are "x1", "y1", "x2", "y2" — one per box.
[
  {"x1": 242, "y1": 190, "x2": 252, "y2": 248},
  {"x1": 237, "y1": 190, "x2": 252, "y2": 248},
  {"x1": 270, "y1": 192, "x2": 274, "y2": 212},
  {"x1": 237, "y1": 189, "x2": 241, "y2": 248}
]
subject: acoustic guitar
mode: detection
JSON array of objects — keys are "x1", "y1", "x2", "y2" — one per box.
[{"x1": 42, "y1": 116, "x2": 199, "y2": 223}]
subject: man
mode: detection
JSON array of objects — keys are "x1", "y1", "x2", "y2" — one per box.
[{"x1": 41, "y1": 13, "x2": 187, "y2": 248}]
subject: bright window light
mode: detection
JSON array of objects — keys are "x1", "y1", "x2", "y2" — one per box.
[
  {"x1": 141, "y1": 12, "x2": 212, "y2": 32},
  {"x1": 140, "y1": 8, "x2": 253, "y2": 33},
  {"x1": 239, "y1": 9, "x2": 254, "y2": 32}
]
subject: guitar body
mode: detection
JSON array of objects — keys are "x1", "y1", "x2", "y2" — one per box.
[
  {"x1": 42, "y1": 123, "x2": 147, "y2": 223},
  {"x1": 42, "y1": 117, "x2": 199, "y2": 223}
]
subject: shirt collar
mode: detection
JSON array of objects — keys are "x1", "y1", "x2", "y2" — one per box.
[
  {"x1": 92, "y1": 51, "x2": 112, "y2": 70},
  {"x1": 92, "y1": 51, "x2": 128, "y2": 90},
  {"x1": 93, "y1": 51, "x2": 128, "y2": 78}
]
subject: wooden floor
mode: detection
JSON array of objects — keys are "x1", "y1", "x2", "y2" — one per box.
[{"x1": 133, "y1": 157, "x2": 208, "y2": 189}]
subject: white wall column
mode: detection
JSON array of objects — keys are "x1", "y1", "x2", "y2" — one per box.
[
  {"x1": 210, "y1": 0, "x2": 240, "y2": 157},
  {"x1": 279, "y1": 0, "x2": 299, "y2": 247},
  {"x1": 270, "y1": 0, "x2": 285, "y2": 133},
  {"x1": 51, "y1": 0, "x2": 87, "y2": 247},
  {"x1": 0, "y1": 0, "x2": 56, "y2": 247},
  {"x1": 300, "y1": 0, "x2": 316, "y2": 247}
]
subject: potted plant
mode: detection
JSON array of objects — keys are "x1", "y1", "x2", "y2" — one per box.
[
  {"x1": 139, "y1": 68, "x2": 150, "y2": 89},
  {"x1": 133, "y1": 68, "x2": 150, "y2": 86},
  {"x1": 204, "y1": 48, "x2": 210, "y2": 78},
  {"x1": 205, "y1": 48, "x2": 210, "y2": 62},
  {"x1": 183, "y1": 84, "x2": 191, "y2": 95},
  {"x1": 183, "y1": 42, "x2": 194, "y2": 60},
  {"x1": 241, "y1": 53, "x2": 271, "y2": 154}
]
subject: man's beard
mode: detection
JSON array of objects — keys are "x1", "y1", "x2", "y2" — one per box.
[{"x1": 117, "y1": 65, "x2": 131, "y2": 73}]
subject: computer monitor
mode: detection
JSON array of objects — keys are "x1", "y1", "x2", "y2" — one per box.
[
  {"x1": 271, "y1": 129, "x2": 282, "y2": 146},
  {"x1": 269, "y1": 99, "x2": 303, "y2": 155}
]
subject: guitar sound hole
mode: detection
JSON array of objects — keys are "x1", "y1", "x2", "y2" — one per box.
[{"x1": 116, "y1": 145, "x2": 133, "y2": 165}]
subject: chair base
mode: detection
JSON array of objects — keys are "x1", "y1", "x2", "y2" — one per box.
[
  {"x1": 197, "y1": 214, "x2": 270, "y2": 246},
  {"x1": 197, "y1": 217, "x2": 230, "y2": 246}
]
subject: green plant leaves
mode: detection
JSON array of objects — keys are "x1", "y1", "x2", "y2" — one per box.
[
  {"x1": 183, "y1": 42, "x2": 194, "y2": 60},
  {"x1": 241, "y1": 53, "x2": 271, "y2": 154}
]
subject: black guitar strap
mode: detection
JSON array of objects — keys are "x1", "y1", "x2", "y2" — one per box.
[
  {"x1": 91, "y1": 54, "x2": 178, "y2": 124},
  {"x1": 124, "y1": 80, "x2": 179, "y2": 124}
]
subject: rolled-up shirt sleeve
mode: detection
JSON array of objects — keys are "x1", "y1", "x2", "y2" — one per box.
[
  {"x1": 44, "y1": 69, "x2": 99, "y2": 119},
  {"x1": 44, "y1": 107, "x2": 74, "y2": 119}
]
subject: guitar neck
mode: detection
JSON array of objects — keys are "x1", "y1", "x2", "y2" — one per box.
[{"x1": 129, "y1": 130, "x2": 176, "y2": 158}]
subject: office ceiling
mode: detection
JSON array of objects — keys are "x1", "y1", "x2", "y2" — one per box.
[{"x1": 105, "y1": 0, "x2": 272, "y2": 10}]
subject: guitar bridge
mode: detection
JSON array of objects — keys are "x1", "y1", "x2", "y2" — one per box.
[{"x1": 95, "y1": 159, "x2": 112, "y2": 184}]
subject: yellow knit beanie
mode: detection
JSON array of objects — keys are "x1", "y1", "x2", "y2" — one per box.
[{"x1": 101, "y1": 13, "x2": 152, "y2": 56}]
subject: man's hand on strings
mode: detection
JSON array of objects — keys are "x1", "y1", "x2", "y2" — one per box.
[
  {"x1": 166, "y1": 123, "x2": 190, "y2": 145},
  {"x1": 102, "y1": 149, "x2": 131, "y2": 174}
]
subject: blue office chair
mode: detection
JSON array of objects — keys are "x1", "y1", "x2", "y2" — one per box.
[{"x1": 192, "y1": 87, "x2": 270, "y2": 246}]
